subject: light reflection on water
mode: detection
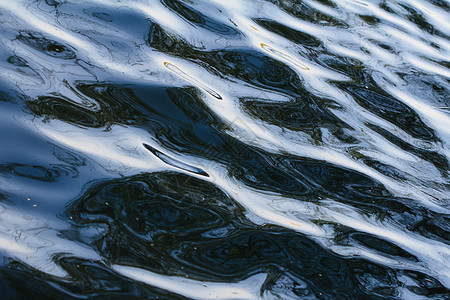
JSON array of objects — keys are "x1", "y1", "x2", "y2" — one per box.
[{"x1": 0, "y1": 0, "x2": 449, "y2": 298}]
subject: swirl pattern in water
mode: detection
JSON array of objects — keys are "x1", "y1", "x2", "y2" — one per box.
[{"x1": 0, "y1": 0, "x2": 449, "y2": 298}]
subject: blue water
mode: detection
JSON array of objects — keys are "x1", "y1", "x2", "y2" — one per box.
[{"x1": 0, "y1": 0, "x2": 449, "y2": 298}]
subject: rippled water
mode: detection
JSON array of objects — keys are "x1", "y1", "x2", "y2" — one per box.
[{"x1": 0, "y1": 0, "x2": 449, "y2": 298}]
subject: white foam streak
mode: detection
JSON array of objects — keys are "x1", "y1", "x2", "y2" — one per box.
[
  {"x1": 112, "y1": 265, "x2": 267, "y2": 300},
  {"x1": 32, "y1": 120, "x2": 167, "y2": 175},
  {"x1": 387, "y1": 87, "x2": 450, "y2": 138}
]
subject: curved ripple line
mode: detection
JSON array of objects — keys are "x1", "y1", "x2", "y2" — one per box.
[
  {"x1": 164, "y1": 61, "x2": 222, "y2": 99},
  {"x1": 260, "y1": 42, "x2": 310, "y2": 70},
  {"x1": 112, "y1": 265, "x2": 267, "y2": 300},
  {"x1": 143, "y1": 143, "x2": 209, "y2": 177}
]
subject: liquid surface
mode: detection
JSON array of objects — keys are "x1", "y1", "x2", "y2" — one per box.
[{"x1": 0, "y1": 0, "x2": 449, "y2": 298}]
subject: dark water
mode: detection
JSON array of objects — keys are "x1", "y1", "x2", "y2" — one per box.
[{"x1": 0, "y1": 0, "x2": 449, "y2": 298}]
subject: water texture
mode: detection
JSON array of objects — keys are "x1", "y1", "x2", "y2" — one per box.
[{"x1": 0, "y1": 0, "x2": 449, "y2": 298}]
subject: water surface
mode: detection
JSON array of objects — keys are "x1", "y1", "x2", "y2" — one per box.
[{"x1": 0, "y1": 0, "x2": 449, "y2": 298}]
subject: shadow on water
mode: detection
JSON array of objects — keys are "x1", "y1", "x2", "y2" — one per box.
[
  {"x1": 25, "y1": 78, "x2": 448, "y2": 250},
  {"x1": 15, "y1": 53, "x2": 450, "y2": 296},
  {"x1": 0, "y1": 0, "x2": 449, "y2": 298},
  {"x1": 17, "y1": 171, "x2": 431, "y2": 299},
  {"x1": 17, "y1": 32, "x2": 76, "y2": 60},
  {"x1": 161, "y1": 0, "x2": 241, "y2": 37},
  {"x1": 26, "y1": 81, "x2": 388, "y2": 206},
  {"x1": 1, "y1": 170, "x2": 439, "y2": 299},
  {"x1": 145, "y1": 18, "x2": 448, "y2": 174},
  {"x1": 0, "y1": 259, "x2": 189, "y2": 300}
]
